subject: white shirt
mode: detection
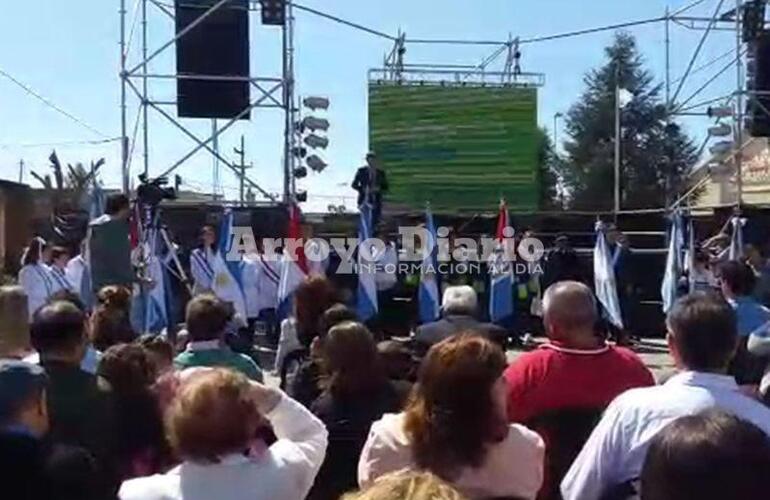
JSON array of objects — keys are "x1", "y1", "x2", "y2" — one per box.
[
  {"x1": 256, "y1": 254, "x2": 281, "y2": 310},
  {"x1": 241, "y1": 256, "x2": 263, "y2": 319},
  {"x1": 561, "y1": 371, "x2": 770, "y2": 500},
  {"x1": 49, "y1": 265, "x2": 74, "y2": 295},
  {"x1": 18, "y1": 264, "x2": 53, "y2": 319},
  {"x1": 375, "y1": 242, "x2": 398, "y2": 292},
  {"x1": 119, "y1": 391, "x2": 328, "y2": 500},
  {"x1": 358, "y1": 413, "x2": 545, "y2": 500},
  {"x1": 65, "y1": 255, "x2": 87, "y2": 297},
  {"x1": 274, "y1": 318, "x2": 301, "y2": 373}
]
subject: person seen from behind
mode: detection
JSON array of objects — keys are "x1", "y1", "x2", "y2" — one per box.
[
  {"x1": 0, "y1": 360, "x2": 101, "y2": 500},
  {"x1": 561, "y1": 292, "x2": 770, "y2": 500},
  {"x1": 343, "y1": 471, "x2": 467, "y2": 500},
  {"x1": 505, "y1": 281, "x2": 653, "y2": 499},
  {"x1": 718, "y1": 260, "x2": 770, "y2": 385},
  {"x1": 275, "y1": 276, "x2": 337, "y2": 377},
  {"x1": 174, "y1": 294, "x2": 263, "y2": 381},
  {"x1": 307, "y1": 321, "x2": 409, "y2": 500},
  {"x1": 0, "y1": 286, "x2": 33, "y2": 360},
  {"x1": 98, "y1": 343, "x2": 170, "y2": 481},
  {"x1": 119, "y1": 368, "x2": 329, "y2": 500},
  {"x1": 641, "y1": 409, "x2": 770, "y2": 500},
  {"x1": 30, "y1": 300, "x2": 118, "y2": 497},
  {"x1": 91, "y1": 286, "x2": 136, "y2": 352},
  {"x1": 358, "y1": 334, "x2": 544, "y2": 499},
  {"x1": 288, "y1": 302, "x2": 358, "y2": 407}
]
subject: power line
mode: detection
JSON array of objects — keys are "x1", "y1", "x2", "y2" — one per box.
[
  {"x1": 290, "y1": 2, "x2": 397, "y2": 41},
  {"x1": 670, "y1": 47, "x2": 737, "y2": 86},
  {"x1": 518, "y1": 16, "x2": 667, "y2": 45},
  {"x1": 0, "y1": 137, "x2": 121, "y2": 149},
  {"x1": 0, "y1": 68, "x2": 111, "y2": 139}
]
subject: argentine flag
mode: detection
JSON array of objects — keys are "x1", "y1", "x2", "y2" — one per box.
[
  {"x1": 212, "y1": 208, "x2": 247, "y2": 325},
  {"x1": 143, "y1": 227, "x2": 168, "y2": 333},
  {"x1": 356, "y1": 203, "x2": 378, "y2": 321},
  {"x1": 661, "y1": 213, "x2": 684, "y2": 314},
  {"x1": 594, "y1": 221, "x2": 624, "y2": 329},
  {"x1": 418, "y1": 206, "x2": 440, "y2": 324},
  {"x1": 729, "y1": 215, "x2": 746, "y2": 261},
  {"x1": 278, "y1": 204, "x2": 308, "y2": 319},
  {"x1": 489, "y1": 201, "x2": 514, "y2": 324}
]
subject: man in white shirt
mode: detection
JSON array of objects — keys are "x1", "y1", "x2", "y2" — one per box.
[{"x1": 561, "y1": 292, "x2": 770, "y2": 500}]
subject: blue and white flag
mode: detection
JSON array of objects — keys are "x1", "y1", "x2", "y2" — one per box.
[
  {"x1": 143, "y1": 227, "x2": 168, "y2": 333},
  {"x1": 490, "y1": 201, "x2": 514, "y2": 324},
  {"x1": 212, "y1": 208, "x2": 247, "y2": 324},
  {"x1": 685, "y1": 217, "x2": 697, "y2": 293},
  {"x1": 356, "y1": 203, "x2": 378, "y2": 321},
  {"x1": 277, "y1": 204, "x2": 308, "y2": 320},
  {"x1": 729, "y1": 216, "x2": 746, "y2": 261},
  {"x1": 418, "y1": 206, "x2": 440, "y2": 324},
  {"x1": 661, "y1": 213, "x2": 684, "y2": 314},
  {"x1": 594, "y1": 221, "x2": 624, "y2": 329},
  {"x1": 88, "y1": 183, "x2": 105, "y2": 220}
]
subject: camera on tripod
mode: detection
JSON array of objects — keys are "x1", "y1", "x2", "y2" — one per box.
[{"x1": 137, "y1": 174, "x2": 177, "y2": 207}]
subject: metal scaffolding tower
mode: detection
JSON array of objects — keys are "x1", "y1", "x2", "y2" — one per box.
[{"x1": 118, "y1": 0, "x2": 295, "y2": 203}]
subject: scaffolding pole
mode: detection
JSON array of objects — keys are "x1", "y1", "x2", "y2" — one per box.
[
  {"x1": 120, "y1": 0, "x2": 130, "y2": 194},
  {"x1": 141, "y1": 0, "x2": 149, "y2": 177},
  {"x1": 735, "y1": 0, "x2": 744, "y2": 208}
]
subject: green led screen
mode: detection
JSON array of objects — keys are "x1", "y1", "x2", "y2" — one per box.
[{"x1": 369, "y1": 83, "x2": 539, "y2": 212}]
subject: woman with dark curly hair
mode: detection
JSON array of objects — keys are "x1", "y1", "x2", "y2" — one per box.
[
  {"x1": 275, "y1": 276, "x2": 338, "y2": 374},
  {"x1": 91, "y1": 286, "x2": 136, "y2": 352},
  {"x1": 358, "y1": 335, "x2": 544, "y2": 500},
  {"x1": 98, "y1": 343, "x2": 170, "y2": 480}
]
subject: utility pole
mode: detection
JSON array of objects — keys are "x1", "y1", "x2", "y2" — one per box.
[
  {"x1": 18, "y1": 159, "x2": 24, "y2": 183},
  {"x1": 233, "y1": 135, "x2": 251, "y2": 205}
]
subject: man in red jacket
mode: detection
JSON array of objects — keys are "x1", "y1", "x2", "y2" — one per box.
[
  {"x1": 505, "y1": 280, "x2": 654, "y2": 423},
  {"x1": 505, "y1": 281, "x2": 654, "y2": 499}
]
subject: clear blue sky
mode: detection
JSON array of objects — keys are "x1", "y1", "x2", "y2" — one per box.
[{"x1": 0, "y1": 0, "x2": 738, "y2": 211}]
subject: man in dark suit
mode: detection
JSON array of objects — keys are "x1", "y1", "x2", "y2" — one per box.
[
  {"x1": 413, "y1": 285, "x2": 507, "y2": 357},
  {"x1": 352, "y1": 152, "x2": 388, "y2": 228}
]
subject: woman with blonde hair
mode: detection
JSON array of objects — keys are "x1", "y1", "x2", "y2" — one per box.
[
  {"x1": 343, "y1": 471, "x2": 466, "y2": 500},
  {"x1": 119, "y1": 368, "x2": 328, "y2": 500},
  {"x1": 358, "y1": 335, "x2": 544, "y2": 499}
]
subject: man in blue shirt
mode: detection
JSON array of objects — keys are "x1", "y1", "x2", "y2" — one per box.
[{"x1": 718, "y1": 260, "x2": 770, "y2": 384}]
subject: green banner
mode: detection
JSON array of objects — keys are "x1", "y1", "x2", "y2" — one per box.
[{"x1": 369, "y1": 83, "x2": 539, "y2": 212}]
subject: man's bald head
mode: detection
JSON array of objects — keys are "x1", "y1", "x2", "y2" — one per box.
[{"x1": 542, "y1": 281, "x2": 598, "y2": 344}]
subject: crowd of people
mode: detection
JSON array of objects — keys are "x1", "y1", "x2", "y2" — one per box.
[
  {"x1": 6, "y1": 188, "x2": 770, "y2": 499},
  {"x1": 3, "y1": 261, "x2": 770, "y2": 499}
]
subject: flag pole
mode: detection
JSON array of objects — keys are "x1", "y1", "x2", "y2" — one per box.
[{"x1": 614, "y1": 64, "x2": 621, "y2": 219}]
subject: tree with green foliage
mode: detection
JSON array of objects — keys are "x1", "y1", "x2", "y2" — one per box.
[
  {"x1": 560, "y1": 32, "x2": 699, "y2": 210},
  {"x1": 536, "y1": 128, "x2": 562, "y2": 210}
]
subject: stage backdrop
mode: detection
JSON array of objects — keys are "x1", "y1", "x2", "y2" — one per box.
[{"x1": 368, "y1": 82, "x2": 539, "y2": 212}]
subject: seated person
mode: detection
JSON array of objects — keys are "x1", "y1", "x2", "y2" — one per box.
[
  {"x1": 413, "y1": 286, "x2": 506, "y2": 357},
  {"x1": 505, "y1": 281, "x2": 654, "y2": 499},
  {"x1": 641, "y1": 409, "x2": 770, "y2": 500},
  {"x1": 0, "y1": 360, "x2": 99, "y2": 500},
  {"x1": 119, "y1": 369, "x2": 329, "y2": 500},
  {"x1": 174, "y1": 294, "x2": 263, "y2": 382},
  {"x1": 561, "y1": 293, "x2": 770, "y2": 500}
]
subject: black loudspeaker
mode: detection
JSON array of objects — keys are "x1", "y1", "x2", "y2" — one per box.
[
  {"x1": 748, "y1": 34, "x2": 770, "y2": 137},
  {"x1": 175, "y1": 0, "x2": 250, "y2": 119}
]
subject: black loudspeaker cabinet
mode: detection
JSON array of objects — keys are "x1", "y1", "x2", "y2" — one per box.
[{"x1": 175, "y1": 0, "x2": 251, "y2": 119}]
